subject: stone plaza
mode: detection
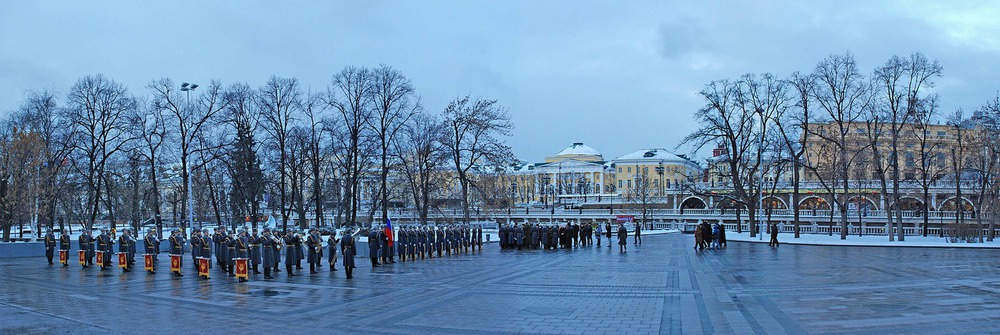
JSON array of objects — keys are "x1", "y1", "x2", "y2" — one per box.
[{"x1": 2, "y1": 233, "x2": 999, "y2": 334}]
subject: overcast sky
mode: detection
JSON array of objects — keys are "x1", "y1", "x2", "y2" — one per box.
[{"x1": 2, "y1": 1, "x2": 999, "y2": 162}]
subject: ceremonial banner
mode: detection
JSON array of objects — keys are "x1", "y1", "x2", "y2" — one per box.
[
  {"x1": 170, "y1": 254, "x2": 181, "y2": 273},
  {"x1": 197, "y1": 257, "x2": 211, "y2": 278},
  {"x1": 234, "y1": 258, "x2": 249, "y2": 280},
  {"x1": 118, "y1": 253, "x2": 127, "y2": 269},
  {"x1": 96, "y1": 251, "x2": 104, "y2": 266},
  {"x1": 144, "y1": 254, "x2": 154, "y2": 271},
  {"x1": 78, "y1": 250, "x2": 86, "y2": 265},
  {"x1": 59, "y1": 250, "x2": 68, "y2": 265}
]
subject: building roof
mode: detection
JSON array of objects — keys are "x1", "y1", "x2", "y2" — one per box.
[
  {"x1": 612, "y1": 148, "x2": 699, "y2": 167},
  {"x1": 545, "y1": 142, "x2": 604, "y2": 163}
]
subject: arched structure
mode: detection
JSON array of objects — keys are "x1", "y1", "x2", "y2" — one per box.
[
  {"x1": 761, "y1": 196, "x2": 787, "y2": 210},
  {"x1": 890, "y1": 197, "x2": 925, "y2": 211},
  {"x1": 798, "y1": 196, "x2": 831, "y2": 210},
  {"x1": 939, "y1": 197, "x2": 975, "y2": 211},
  {"x1": 846, "y1": 196, "x2": 878, "y2": 211},
  {"x1": 681, "y1": 197, "x2": 707, "y2": 209}
]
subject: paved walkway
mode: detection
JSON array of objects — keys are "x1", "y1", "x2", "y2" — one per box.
[{"x1": 2, "y1": 234, "x2": 999, "y2": 334}]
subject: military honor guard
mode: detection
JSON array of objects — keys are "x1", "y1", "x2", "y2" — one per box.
[
  {"x1": 212, "y1": 227, "x2": 225, "y2": 268},
  {"x1": 117, "y1": 229, "x2": 133, "y2": 272},
  {"x1": 226, "y1": 232, "x2": 238, "y2": 277},
  {"x1": 199, "y1": 229, "x2": 213, "y2": 270},
  {"x1": 143, "y1": 230, "x2": 158, "y2": 274},
  {"x1": 44, "y1": 229, "x2": 56, "y2": 265},
  {"x1": 234, "y1": 230, "x2": 250, "y2": 282},
  {"x1": 261, "y1": 229, "x2": 276, "y2": 279},
  {"x1": 249, "y1": 229, "x2": 262, "y2": 275},
  {"x1": 96, "y1": 229, "x2": 114, "y2": 270},
  {"x1": 168, "y1": 229, "x2": 185, "y2": 276},
  {"x1": 59, "y1": 230, "x2": 71, "y2": 266},
  {"x1": 368, "y1": 228, "x2": 380, "y2": 267},
  {"x1": 306, "y1": 229, "x2": 322, "y2": 274},
  {"x1": 340, "y1": 228, "x2": 356, "y2": 279},
  {"x1": 78, "y1": 230, "x2": 94, "y2": 268},
  {"x1": 283, "y1": 229, "x2": 298, "y2": 276},
  {"x1": 326, "y1": 230, "x2": 338, "y2": 271}
]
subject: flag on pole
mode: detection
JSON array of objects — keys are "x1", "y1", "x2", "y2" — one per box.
[{"x1": 385, "y1": 218, "x2": 394, "y2": 248}]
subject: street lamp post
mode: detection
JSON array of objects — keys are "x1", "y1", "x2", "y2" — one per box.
[{"x1": 180, "y1": 82, "x2": 198, "y2": 233}]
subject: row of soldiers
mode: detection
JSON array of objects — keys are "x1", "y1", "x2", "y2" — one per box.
[
  {"x1": 366, "y1": 224, "x2": 484, "y2": 267},
  {"x1": 498, "y1": 222, "x2": 597, "y2": 250},
  {"x1": 47, "y1": 223, "x2": 488, "y2": 280}
]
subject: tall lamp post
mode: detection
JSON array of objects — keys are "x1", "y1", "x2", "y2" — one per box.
[
  {"x1": 755, "y1": 107, "x2": 765, "y2": 240},
  {"x1": 181, "y1": 82, "x2": 198, "y2": 233},
  {"x1": 541, "y1": 175, "x2": 551, "y2": 209}
]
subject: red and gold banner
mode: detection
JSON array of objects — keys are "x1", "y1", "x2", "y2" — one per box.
[
  {"x1": 78, "y1": 250, "x2": 86, "y2": 265},
  {"x1": 96, "y1": 251, "x2": 104, "y2": 266},
  {"x1": 144, "y1": 254, "x2": 154, "y2": 271},
  {"x1": 197, "y1": 257, "x2": 211, "y2": 278},
  {"x1": 59, "y1": 250, "x2": 68, "y2": 265},
  {"x1": 118, "y1": 253, "x2": 127, "y2": 269},
  {"x1": 234, "y1": 258, "x2": 249, "y2": 280},
  {"x1": 170, "y1": 254, "x2": 181, "y2": 273}
]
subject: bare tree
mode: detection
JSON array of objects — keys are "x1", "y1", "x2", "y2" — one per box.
[
  {"x1": 369, "y1": 64, "x2": 418, "y2": 228},
  {"x1": 395, "y1": 113, "x2": 447, "y2": 225},
  {"x1": 912, "y1": 95, "x2": 946, "y2": 237},
  {"x1": 773, "y1": 73, "x2": 813, "y2": 238},
  {"x1": 65, "y1": 74, "x2": 137, "y2": 230},
  {"x1": 327, "y1": 66, "x2": 373, "y2": 227},
  {"x1": 809, "y1": 53, "x2": 872, "y2": 239},
  {"x1": 13, "y1": 91, "x2": 75, "y2": 234},
  {"x1": 302, "y1": 92, "x2": 327, "y2": 228},
  {"x1": 259, "y1": 76, "x2": 301, "y2": 232},
  {"x1": 129, "y1": 100, "x2": 167, "y2": 237},
  {"x1": 442, "y1": 96, "x2": 514, "y2": 224}
]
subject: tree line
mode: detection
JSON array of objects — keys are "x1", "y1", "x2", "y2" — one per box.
[
  {"x1": 0, "y1": 65, "x2": 514, "y2": 241},
  {"x1": 683, "y1": 52, "x2": 1000, "y2": 242}
]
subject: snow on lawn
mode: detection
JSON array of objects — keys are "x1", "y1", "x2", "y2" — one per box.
[{"x1": 724, "y1": 231, "x2": 1000, "y2": 248}]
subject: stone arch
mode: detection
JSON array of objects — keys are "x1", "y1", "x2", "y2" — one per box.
[
  {"x1": 714, "y1": 198, "x2": 745, "y2": 210},
  {"x1": 889, "y1": 197, "x2": 925, "y2": 211},
  {"x1": 939, "y1": 197, "x2": 975, "y2": 211},
  {"x1": 797, "y1": 196, "x2": 831, "y2": 210},
  {"x1": 681, "y1": 197, "x2": 707, "y2": 209},
  {"x1": 761, "y1": 196, "x2": 787, "y2": 210},
  {"x1": 846, "y1": 196, "x2": 878, "y2": 211}
]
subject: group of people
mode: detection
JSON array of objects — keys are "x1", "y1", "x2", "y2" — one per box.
[
  {"x1": 498, "y1": 221, "x2": 636, "y2": 253},
  {"x1": 693, "y1": 222, "x2": 727, "y2": 250},
  {"x1": 47, "y1": 223, "x2": 495, "y2": 281},
  {"x1": 367, "y1": 224, "x2": 484, "y2": 267}
]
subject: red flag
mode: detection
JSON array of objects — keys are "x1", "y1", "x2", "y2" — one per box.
[{"x1": 384, "y1": 218, "x2": 394, "y2": 248}]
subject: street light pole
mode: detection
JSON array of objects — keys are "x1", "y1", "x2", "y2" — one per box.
[{"x1": 180, "y1": 82, "x2": 198, "y2": 232}]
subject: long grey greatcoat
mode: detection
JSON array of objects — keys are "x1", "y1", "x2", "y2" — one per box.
[
  {"x1": 618, "y1": 225, "x2": 628, "y2": 246},
  {"x1": 307, "y1": 234, "x2": 322, "y2": 264},
  {"x1": 369, "y1": 230, "x2": 380, "y2": 259},
  {"x1": 249, "y1": 235, "x2": 262, "y2": 265},
  {"x1": 262, "y1": 235, "x2": 276, "y2": 266},
  {"x1": 341, "y1": 234, "x2": 356, "y2": 269},
  {"x1": 327, "y1": 235, "x2": 338, "y2": 265}
]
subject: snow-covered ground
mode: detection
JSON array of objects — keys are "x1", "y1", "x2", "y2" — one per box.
[{"x1": 724, "y1": 231, "x2": 1000, "y2": 248}]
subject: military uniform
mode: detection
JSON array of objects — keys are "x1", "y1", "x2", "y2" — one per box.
[
  {"x1": 118, "y1": 232, "x2": 133, "y2": 272},
  {"x1": 261, "y1": 230, "x2": 276, "y2": 279},
  {"x1": 78, "y1": 231, "x2": 94, "y2": 267},
  {"x1": 144, "y1": 232, "x2": 158, "y2": 273},
  {"x1": 283, "y1": 232, "x2": 298, "y2": 276},
  {"x1": 227, "y1": 234, "x2": 238, "y2": 277},
  {"x1": 199, "y1": 229, "x2": 212, "y2": 270},
  {"x1": 59, "y1": 233, "x2": 71, "y2": 266},
  {"x1": 96, "y1": 231, "x2": 114, "y2": 270},
  {"x1": 236, "y1": 232, "x2": 249, "y2": 282},
  {"x1": 306, "y1": 231, "x2": 322, "y2": 273},
  {"x1": 340, "y1": 231, "x2": 356, "y2": 279},
  {"x1": 249, "y1": 231, "x2": 261, "y2": 274},
  {"x1": 44, "y1": 232, "x2": 56, "y2": 265},
  {"x1": 326, "y1": 233, "x2": 338, "y2": 271}
]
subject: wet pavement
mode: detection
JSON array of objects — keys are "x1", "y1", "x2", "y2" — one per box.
[{"x1": 2, "y1": 234, "x2": 1000, "y2": 334}]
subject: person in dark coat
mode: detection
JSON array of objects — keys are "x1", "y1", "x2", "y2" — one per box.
[
  {"x1": 44, "y1": 230, "x2": 56, "y2": 265},
  {"x1": 617, "y1": 223, "x2": 628, "y2": 253},
  {"x1": 768, "y1": 223, "x2": 779, "y2": 247},
  {"x1": 368, "y1": 228, "x2": 381, "y2": 267},
  {"x1": 59, "y1": 231, "x2": 71, "y2": 266},
  {"x1": 143, "y1": 230, "x2": 158, "y2": 273},
  {"x1": 694, "y1": 224, "x2": 703, "y2": 250},
  {"x1": 396, "y1": 227, "x2": 407, "y2": 262},
  {"x1": 235, "y1": 230, "x2": 249, "y2": 282},
  {"x1": 261, "y1": 229, "x2": 276, "y2": 279},
  {"x1": 200, "y1": 229, "x2": 212, "y2": 270},
  {"x1": 341, "y1": 228, "x2": 356, "y2": 279},
  {"x1": 190, "y1": 230, "x2": 202, "y2": 270},
  {"x1": 96, "y1": 229, "x2": 114, "y2": 270},
  {"x1": 283, "y1": 230, "x2": 298, "y2": 276},
  {"x1": 117, "y1": 229, "x2": 133, "y2": 272},
  {"x1": 327, "y1": 231, "x2": 338, "y2": 271},
  {"x1": 718, "y1": 224, "x2": 727, "y2": 248},
  {"x1": 634, "y1": 222, "x2": 642, "y2": 245},
  {"x1": 226, "y1": 232, "x2": 238, "y2": 277},
  {"x1": 248, "y1": 229, "x2": 261, "y2": 274},
  {"x1": 701, "y1": 223, "x2": 713, "y2": 250},
  {"x1": 79, "y1": 230, "x2": 94, "y2": 267},
  {"x1": 213, "y1": 228, "x2": 228, "y2": 272},
  {"x1": 605, "y1": 222, "x2": 612, "y2": 247},
  {"x1": 306, "y1": 229, "x2": 322, "y2": 273}
]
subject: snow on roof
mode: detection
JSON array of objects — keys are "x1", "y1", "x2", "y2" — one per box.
[
  {"x1": 613, "y1": 148, "x2": 698, "y2": 165},
  {"x1": 556, "y1": 142, "x2": 601, "y2": 157}
]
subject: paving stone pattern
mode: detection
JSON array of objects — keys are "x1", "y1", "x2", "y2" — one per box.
[{"x1": 1, "y1": 234, "x2": 999, "y2": 334}]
